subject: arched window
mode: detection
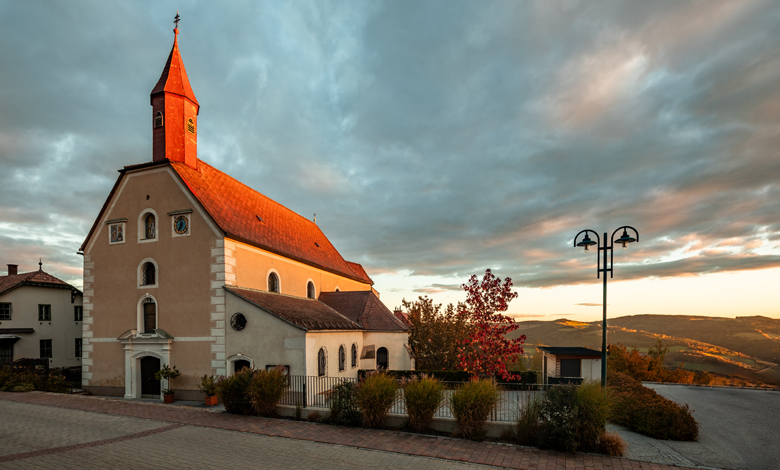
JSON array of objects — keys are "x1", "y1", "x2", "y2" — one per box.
[
  {"x1": 377, "y1": 347, "x2": 388, "y2": 370},
  {"x1": 351, "y1": 343, "x2": 357, "y2": 368},
  {"x1": 268, "y1": 272, "x2": 280, "y2": 293},
  {"x1": 143, "y1": 298, "x2": 156, "y2": 334},
  {"x1": 154, "y1": 111, "x2": 163, "y2": 128},
  {"x1": 338, "y1": 345, "x2": 346, "y2": 372},
  {"x1": 144, "y1": 214, "x2": 156, "y2": 239},
  {"x1": 318, "y1": 347, "x2": 327, "y2": 376},
  {"x1": 307, "y1": 281, "x2": 315, "y2": 299},
  {"x1": 187, "y1": 118, "x2": 195, "y2": 134},
  {"x1": 141, "y1": 262, "x2": 156, "y2": 286}
]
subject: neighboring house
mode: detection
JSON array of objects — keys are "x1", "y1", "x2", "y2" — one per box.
[
  {"x1": 78, "y1": 27, "x2": 410, "y2": 400},
  {"x1": 538, "y1": 346, "x2": 602, "y2": 384},
  {"x1": 0, "y1": 263, "x2": 83, "y2": 367}
]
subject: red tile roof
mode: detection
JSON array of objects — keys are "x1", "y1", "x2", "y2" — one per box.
[
  {"x1": 150, "y1": 31, "x2": 199, "y2": 107},
  {"x1": 170, "y1": 159, "x2": 371, "y2": 285},
  {"x1": 0, "y1": 270, "x2": 79, "y2": 296},
  {"x1": 319, "y1": 291, "x2": 409, "y2": 332},
  {"x1": 225, "y1": 287, "x2": 362, "y2": 331},
  {"x1": 345, "y1": 261, "x2": 372, "y2": 284}
]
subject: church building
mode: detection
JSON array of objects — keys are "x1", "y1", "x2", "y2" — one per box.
[{"x1": 79, "y1": 25, "x2": 411, "y2": 400}]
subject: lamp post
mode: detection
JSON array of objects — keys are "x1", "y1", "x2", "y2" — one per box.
[{"x1": 573, "y1": 226, "x2": 639, "y2": 388}]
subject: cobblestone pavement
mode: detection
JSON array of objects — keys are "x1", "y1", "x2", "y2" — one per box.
[
  {"x1": 606, "y1": 424, "x2": 696, "y2": 468},
  {"x1": 0, "y1": 392, "x2": 700, "y2": 470}
]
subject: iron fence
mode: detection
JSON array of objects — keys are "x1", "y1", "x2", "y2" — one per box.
[{"x1": 278, "y1": 375, "x2": 564, "y2": 423}]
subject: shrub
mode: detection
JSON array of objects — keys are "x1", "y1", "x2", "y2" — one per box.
[
  {"x1": 44, "y1": 374, "x2": 73, "y2": 393},
  {"x1": 608, "y1": 371, "x2": 698, "y2": 441},
  {"x1": 199, "y1": 375, "x2": 217, "y2": 396},
  {"x1": 12, "y1": 383, "x2": 35, "y2": 392},
  {"x1": 597, "y1": 431, "x2": 627, "y2": 456},
  {"x1": 450, "y1": 379, "x2": 499, "y2": 439},
  {"x1": 307, "y1": 410, "x2": 321, "y2": 422},
  {"x1": 402, "y1": 375, "x2": 445, "y2": 432},
  {"x1": 356, "y1": 372, "x2": 398, "y2": 428},
  {"x1": 216, "y1": 368, "x2": 254, "y2": 415},
  {"x1": 248, "y1": 366, "x2": 288, "y2": 417},
  {"x1": 516, "y1": 393, "x2": 542, "y2": 446},
  {"x1": 329, "y1": 382, "x2": 361, "y2": 426},
  {"x1": 0, "y1": 367, "x2": 15, "y2": 390}
]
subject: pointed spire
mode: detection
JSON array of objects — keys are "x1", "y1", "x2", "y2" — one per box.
[
  {"x1": 150, "y1": 17, "x2": 199, "y2": 108},
  {"x1": 39, "y1": 258, "x2": 43, "y2": 271}
]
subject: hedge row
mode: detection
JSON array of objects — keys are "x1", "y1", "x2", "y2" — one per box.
[
  {"x1": 357, "y1": 369, "x2": 538, "y2": 384},
  {"x1": 608, "y1": 371, "x2": 699, "y2": 441}
]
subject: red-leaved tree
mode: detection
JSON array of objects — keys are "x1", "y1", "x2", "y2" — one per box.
[{"x1": 457, "y1": 269, "x2": 526, "y2": 381}]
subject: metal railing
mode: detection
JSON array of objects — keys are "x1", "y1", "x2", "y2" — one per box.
[{"x1": 278, "y1": 375, "x2": 564, "y2": 423}]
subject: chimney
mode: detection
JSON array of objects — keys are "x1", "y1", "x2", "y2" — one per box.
[{"x1": 7, "y1": 264, "x2": 18, "y2": 275}]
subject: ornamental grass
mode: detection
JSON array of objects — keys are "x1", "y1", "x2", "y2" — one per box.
[
  {"x1": 449, "y1": 378, "x2": 499, "y2": 439},
  {"x1": 402, "y1": 374, "x2": 445, "y2": 432},
  {"x1": 356, "y1": 372, "x2": 398, "y2": 428},
  {"x1": 248, "y1": 366, "x2": 289, "y2": 417}
]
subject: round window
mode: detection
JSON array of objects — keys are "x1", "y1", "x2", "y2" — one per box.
[{"x1": 230, "y1": 313, "x2": 247, "y2": 331}]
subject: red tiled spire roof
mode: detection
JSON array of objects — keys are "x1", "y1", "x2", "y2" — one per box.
[
  {"x1": 0, "y1": 269, "x2": 79, "y2": 296},
  {"x1": 170, "y1": 159, "x2": 372, "y2": 285},
  {"x1": 150, "y1": 28, "x2": 199, "y2": 108}
]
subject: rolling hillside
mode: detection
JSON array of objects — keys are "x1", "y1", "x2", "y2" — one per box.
[{"x1": 507, "y1": 315, "x2": 780, "y2": 385}]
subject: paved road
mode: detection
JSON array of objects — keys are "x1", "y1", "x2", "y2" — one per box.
[
  {"x1": 0, "y1": 400, "x2": 494, "y2": 470},
  {"x1": 645, "y1": 384, "x2": 780, "y2": 470}
]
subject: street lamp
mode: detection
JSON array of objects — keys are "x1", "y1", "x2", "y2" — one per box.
[{"x1": 573, "y1": 226, "x2": 639, "y2": 387}]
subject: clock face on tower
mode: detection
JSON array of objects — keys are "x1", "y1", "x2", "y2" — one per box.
[{"x1": 174, "y1": 215, "x2": 189, "y2": 234}]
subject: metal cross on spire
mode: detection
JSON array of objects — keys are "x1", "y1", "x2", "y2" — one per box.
[{"x1": 174, "y1": 11, "x2": 181, "y2": 30}]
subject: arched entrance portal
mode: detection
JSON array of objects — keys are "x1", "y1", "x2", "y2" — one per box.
[
  {"x1": 234, "y1": 359, "x2": 251, "y2": 373},
  {"x1": 140, "y1": 356, "x2": 161, "y2": 397}
]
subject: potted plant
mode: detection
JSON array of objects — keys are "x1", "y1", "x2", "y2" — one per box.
[
  {"x1": 200, "y1": 374, "x2": 218, "y2": 406},
  {"x1": 155, "y1": 364, "x2": 181, "y2": 404}
]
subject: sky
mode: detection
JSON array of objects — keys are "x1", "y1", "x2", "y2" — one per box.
[{"x1": 1, "y1": 0, "x2": 779, "y2": 321}]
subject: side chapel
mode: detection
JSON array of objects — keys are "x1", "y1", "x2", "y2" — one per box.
[{"x1": 79, "y1": 25, "x2": 411, "y2": 399}]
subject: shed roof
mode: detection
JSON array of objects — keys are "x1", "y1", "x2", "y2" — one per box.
[{"x1": 538, "y1": 346, "x2": 602, "y2": 357}]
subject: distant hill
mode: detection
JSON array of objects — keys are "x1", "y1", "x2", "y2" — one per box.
[{"x1": 507, "y1": 314, "x2": 780, "y2": 385}]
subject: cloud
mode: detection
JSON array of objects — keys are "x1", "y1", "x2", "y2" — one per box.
[
  {"x1": 575, "y1": 303, "x2": 603, "y2": 307},
  {"x1": 1, "y1": 0, "x2": 779, "y2": 302}
]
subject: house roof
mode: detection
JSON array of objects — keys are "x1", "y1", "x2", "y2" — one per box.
[
  {"x1": 225, "y1": 286, "x2": 362, "y2": 331},
  {"x1": 150, "y1": 29, "x2": 199, "y2": 108},
  {"x1": 318, "y1": 291, "x2": 409, "y2": 332},
  {"x1": 169, "y1": 159, "x2": 371, "y2": 285},
  {"x1": 538, "y1": 346, "x2": 602, "y2": 357},
  {"x1": 0, "y1": 270, "x2": 81, "y2": 296}
]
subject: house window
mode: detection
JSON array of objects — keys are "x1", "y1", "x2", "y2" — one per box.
[
  {"x1": 74, "y1": 306, "x2": 83, "y2": 322},
  {"x1": 351, "y1": 343, "x2": 357, "y2": 368},
  {"x1": 307, "y1": 281, "x2": 315, "y2": 299},
  {"x1": 75, "y1": 338, "x2": 82, "y2": 358},
  {"x1": 317, "y1": 347, "x2": 327, "y2": 376},
  {"x1": 154, "y1": 111, "x2": 163, "y2": 128},
  {"x1": 38, "y1": 304, "x2": 51, "y2": 322},
  {"x1": 338, "y1": 345, "x2": 346, "y2": 372},
  {"x1": 187, "y1": 118, "x2": 195, "y2": 134},
  {"x1": 141, "y1": 262, "x2": 156, "y2": 286},
  {"x1": 377, "y1": 347, "x2": 388, "y2": 370},
  {"x1": 0, "y1": 341, "x2": 12, "y2": 365},
  {"x1": 109, "y1": 223, "x2": 125, "y2": 244},
  {"x1": 0, "y1": 303, "x2": 11, "y2": 320},
  {"x1": 268, "y1": 272, "x2": 280, "y2": 293},
  {"x1": 144, "y1": 214, "x2": 156, "y2": 239},
  {"x1": 143, "y1": 298, "x2": 156, "y2": 333},
  {"x1": 40, "y1": 339, "x2": 52, "y2": 359}
]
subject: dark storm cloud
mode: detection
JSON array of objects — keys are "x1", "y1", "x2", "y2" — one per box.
[{"x1": 1, "y1": 1, "x2": 779, "y2": 290}]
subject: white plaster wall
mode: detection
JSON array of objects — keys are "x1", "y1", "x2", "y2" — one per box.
[
  {"x1": 0, "y1": 285, "x2": 82, "y2": 368},
  {"x1": 361, "y1": 331, "x2": 412, "y2": 371},
  {"x1": 225, "y1": 293, "x2": 307, "y2": 375},
  {"x1": 305, "y1": 331, "x2": 363, "y2": 377}
]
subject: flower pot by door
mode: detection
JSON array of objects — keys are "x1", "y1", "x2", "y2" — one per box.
[
  {"x1": 205, "y1": 395, "x2": 218, "y2": 406},
  {"x1": 163, "y1": 393, "x2": 174, "y2": 404}
]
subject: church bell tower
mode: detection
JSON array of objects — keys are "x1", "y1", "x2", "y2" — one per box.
[{"x1": 150, "y1": 15, "x2": 199, "y2": 169}]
